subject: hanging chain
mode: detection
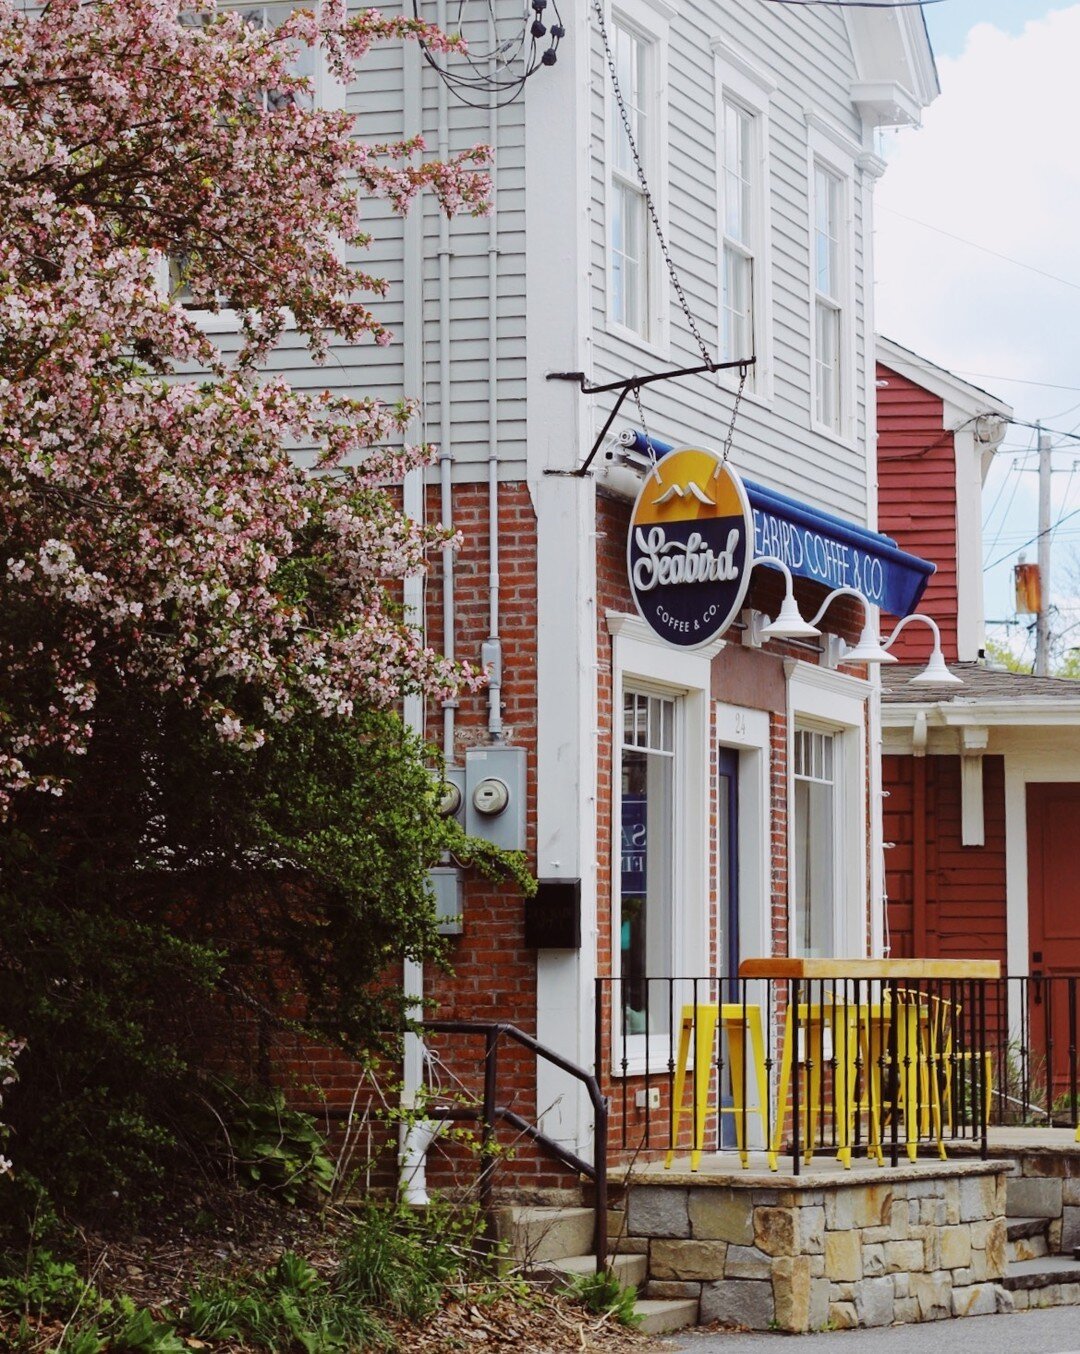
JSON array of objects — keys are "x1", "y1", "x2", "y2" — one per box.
[
  {"x1": 592, "y1": 0, "x2": 714, "y2": 370},
  {"x1": 631, "y1": 384, "x2": 663, "y2": 482},
  {"x1": 717, "y1": 365, "x2": 748, "y2": 473}
]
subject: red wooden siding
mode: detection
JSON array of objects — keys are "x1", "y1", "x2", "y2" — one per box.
[
  {"x1": 876, "y1": 362, "x2": 959, "y2": 662},
  {"x1": 883, "y1": 754, "x2": 1007, "y2": 967}
]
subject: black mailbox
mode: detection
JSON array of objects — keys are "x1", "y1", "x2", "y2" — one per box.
[{"x1": 524, "y1": 878, "x2": 581, "y2": 949}]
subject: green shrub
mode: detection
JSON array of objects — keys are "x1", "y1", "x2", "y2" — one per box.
[
  {"x1": 336, "y1": 1202, "x2": 483, "y2": 1322},
  {"x1": 218, "y1": 1085, "x2": 336, "y2": 1204},
  {"x1": 567, "y1": 1268, "x2": 641, "y2": 1328},
  {"x1": 185, "y1": 1249, "x2": 391, "y2": 1352}
]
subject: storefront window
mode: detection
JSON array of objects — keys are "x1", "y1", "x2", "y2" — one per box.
[
  {"x1": 620, "y1": 690, "x2": 675, "y2": 1034},
  {"x1": 793, "y1": 727, "x2": 835, "y2": 957}
]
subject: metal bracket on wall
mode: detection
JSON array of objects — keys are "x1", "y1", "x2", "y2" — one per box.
[{"x1": 544, "y1": 356, "x2": 755, "y2": 479}]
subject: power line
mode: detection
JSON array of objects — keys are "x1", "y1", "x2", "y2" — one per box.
[
  {"x1": 879, "y1": 206, "x2": 1080, "y2": 295},
  {"x1": 985, "y1": 504, "x2": 1080, "y2": 572},
  {"x1": 984, "y1": 439, "x2": 1029, "y2": 562}
]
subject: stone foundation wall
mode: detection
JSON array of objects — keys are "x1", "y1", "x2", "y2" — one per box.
[
  {"x1": 1004, "y1": 1151, "x2": 1080, "y2": 1255},
  {"x1": 620, "y1": 1164, "x2": 1010, "y2": 1332}
]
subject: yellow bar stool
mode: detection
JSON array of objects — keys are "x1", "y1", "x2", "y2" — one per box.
[
  {"x1": 665, "y1": 1002, "x2": 770, "y2": 1171},
  {"x1": 772, "y1": 997, "x2": 874, "y2": 1169}
]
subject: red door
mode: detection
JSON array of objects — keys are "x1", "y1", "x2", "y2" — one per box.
[{"x1": 1026, "y1": 784, "x2": 1080, "y2": 1102}]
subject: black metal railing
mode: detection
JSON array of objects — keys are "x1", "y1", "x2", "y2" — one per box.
[
  {"x1": 596, "y1": 973, "x2": 1016, "y2": 1171},
  {"x1": 420, "y1": 1020, "x2": 609, "y2": 1272},
  {"x1": 987, "y1": 975, "x2": 1080, "y2": 1129}
]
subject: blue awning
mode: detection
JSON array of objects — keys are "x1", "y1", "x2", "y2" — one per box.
[{"x1": 618, "y1": 431, "x2": 935, "y2": 617}]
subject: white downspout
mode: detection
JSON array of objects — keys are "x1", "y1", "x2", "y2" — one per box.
[
  {"x1": 398, "y1": 16, "x2": 454, "y2": 1203},
  {"x1": 484, "y1": 59, "x2": 503, "y2": 743}
]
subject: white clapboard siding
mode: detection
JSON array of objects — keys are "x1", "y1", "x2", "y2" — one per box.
[
  {"x1": 588, "y1": 0, "x2": 873, "y2": 522},
  {"x1": 205, "y1": 0, "x2": 900, "y2": 520}
]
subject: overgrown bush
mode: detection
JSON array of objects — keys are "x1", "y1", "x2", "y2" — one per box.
[
  {"x1": 0, "y1": 1031, "x2": 24, "y2": 1179},
  {"x1": 0, "y1": 1204, "x2": 492, "y2": 1352},
  {"x1": 0, "y1": 700, "x2": 530, "y2": 1232},
  {"x1": 217, "y1": 1085, "x2": 337, "y2": 1205}
]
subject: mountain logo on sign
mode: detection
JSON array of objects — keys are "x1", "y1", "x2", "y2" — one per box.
[{"x1": 652, "y1": 479, "x2": 716, "y2": 507}]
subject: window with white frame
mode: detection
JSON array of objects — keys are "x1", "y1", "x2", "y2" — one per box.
[
  {"x1": 609, "y1": 20, "x2": 654, "y2": 340},
  {"x1": 620, "y1": 689, "x2": 676, "y2": 1035},
  {"x1": 786, "y1": 662, "x2": 869, "y2": 961},
  {"x1": 713, "y1": 40, "x2": 773, "y2": 398},
  {"x1": 720, "y1": 97, "x2": 756, "y2": 368},
  {"x1": 792, "y1": 726, "x2": 836, "y2": 958},
  {"x1": 811, "y1": 161, "x2": 845, "y2": 433}
]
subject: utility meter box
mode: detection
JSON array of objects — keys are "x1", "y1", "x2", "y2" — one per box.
[
  {"x1": 435, "y1": 766, "x2": 466, "y2": 825},
  {"x1": 464, "y1": 745, "x2": 526, "y2": 852},
  {"x1": 427, "y1": 866, "x2": 463, "y2": 935}
]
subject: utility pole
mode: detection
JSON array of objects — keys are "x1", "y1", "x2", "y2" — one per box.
[{"x1": 1036, "y1": 425, "x2": 1053, "y2": 676}]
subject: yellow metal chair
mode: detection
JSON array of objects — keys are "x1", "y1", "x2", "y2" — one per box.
[
  {"x1": 772, "y1": 995, "x2": 875, "y2": 1169},
  {"x1": 665, "y1": 1002, "x2": 770, "y2": 1171}
]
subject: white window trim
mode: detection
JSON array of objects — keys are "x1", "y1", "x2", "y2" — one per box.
[
  {"x1": 786, "y1": 660, "x2": 869, "y2": 959},
  {"x1": 806, "y1": 115, "x2": 857, "y2": 448},
  {"x1": 163, "y1": 2, "x2": 348, "y2": 334},
  {"x1": 712, "y1": 39, "x2": 774, "y2": 406},
  {"x1": 604, "y1": 0, "x2": 672, "y2": 359},
  {"x1": 607, "y1": 612, "x2": 717, "y2": 1076}
]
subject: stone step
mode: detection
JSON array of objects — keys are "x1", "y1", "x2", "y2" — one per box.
[
  {"x1": 1007, "y1": 1218, "x2": 1051, "y2": 1265},
  {"x1": 531, "y1": 1251, "x2": 648, "y2": 1291},
  {"x1": 632, "y1": 1297, "x2": 699, "y2": 1335},
  {"x1": 1003, "y1": 1256, "x2": 1080, "y2": 1292},
  {"x1": 495, "y1": 1205, "x2": 596, "y2": 1264},
  {"x1": 1009, "y1": 1233, "x2": 1049, "y2": 1264},
  {"x1": 1007, "y1": 1216, "x2": 1050, "y2": 1243}
]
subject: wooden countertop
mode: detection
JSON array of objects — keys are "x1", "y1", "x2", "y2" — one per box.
[{"x1": 738, "y1": 958, "x2": 1002, "y2": 980}]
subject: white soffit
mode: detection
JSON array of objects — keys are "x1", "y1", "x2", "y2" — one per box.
[
  {"x1": 882, "y1": 699, "x2": 1080, "y2": 730},
  {"x1": 843, "y1": 6, "x2": 939, "y2": 125},
  {"x1": 876, "y1": 337, "x2": 1014, "y2": 424}
]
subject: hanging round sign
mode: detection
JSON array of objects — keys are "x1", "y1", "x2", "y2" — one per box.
[{"x1": 626, "y1": 446, "x2": 753, "y2": 649}]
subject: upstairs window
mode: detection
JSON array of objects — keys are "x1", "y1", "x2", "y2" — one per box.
[
  {"x1": 609, "y1": 21, "x2": 653, "y2": 340},
  {"x1": 812, "y1": 162, "x2": 844, "y2": 433},
  {"x1": 720, "y1": 98, "x2": 755, "y2": 369}
]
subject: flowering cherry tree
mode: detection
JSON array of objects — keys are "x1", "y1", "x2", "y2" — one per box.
[{"x1": 0, "y1": 0, "x2": 490, "y2": 815}]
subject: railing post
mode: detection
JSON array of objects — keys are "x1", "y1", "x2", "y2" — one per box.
[
  {"x1": 888, "y1": 978, "x2": 900, "y2": 1169},
  {"x1": 791, "y1": 978, "x2": 800, "y2": 1177},
  {"x1": 594, "y1": 1093, "x2": 609, "y2": 1275},
  {"x1": 480, "y1": 1026, "x2": 499, "y2": 1254}
]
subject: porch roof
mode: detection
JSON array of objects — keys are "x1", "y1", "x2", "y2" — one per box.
[{"x1": 881, "y1": 662, "x2": 1080, "y2": 726}]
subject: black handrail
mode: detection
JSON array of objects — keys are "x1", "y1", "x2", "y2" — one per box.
[{"x1": 421, "y1": 1019, "x2": 609, "y2": 1274}]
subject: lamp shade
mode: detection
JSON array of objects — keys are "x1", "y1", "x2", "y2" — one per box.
[
  {"x1": 760, "y1": 593, "x2": 821, "y2": 640},
  {"x1": 906, "y1": 648, "x2": 964, "y2": 687},
  {"x1": 844, "y1": 620, "x2": 897, "y2": 665}
]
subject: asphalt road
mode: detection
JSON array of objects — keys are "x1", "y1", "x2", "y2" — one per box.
[{"x1": 662, "y1": 1308, "x2": 1080, "y2": 1353}]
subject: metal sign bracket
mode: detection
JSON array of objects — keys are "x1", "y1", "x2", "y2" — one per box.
[{"x1": 544, "y1": 356, "x2": 755, "y2": 478}]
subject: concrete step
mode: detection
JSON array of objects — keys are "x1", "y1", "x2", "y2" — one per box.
[
  {"x1": 1003, "y1": 1256, "x2": 1080, "y2": 1292},
  {"x1": 531, "y1": 1251, "x2": 648, "y2": 1291},
  {"x1": 632, "y1": 1298, "x2": 699, "y2": 1335},
  {"x1": 495, "y1": 1205, "x2": 596, "y2": 1264}
]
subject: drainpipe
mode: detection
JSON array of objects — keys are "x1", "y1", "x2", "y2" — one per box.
[
  {"x1": 397, "y1": 14, "x2": 454, "y2": 1202},
  {"x1": 483, "y1": 71, "x2": 503, "y2": 743}
]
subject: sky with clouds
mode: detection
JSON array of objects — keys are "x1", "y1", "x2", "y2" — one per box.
[{"x1": 874, "y1": 1, "x2": 1080, "y2": 666}]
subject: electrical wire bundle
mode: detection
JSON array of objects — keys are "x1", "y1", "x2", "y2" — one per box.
[{"x1": 413, "y1": 0, "x2": 564, "y2": 108}]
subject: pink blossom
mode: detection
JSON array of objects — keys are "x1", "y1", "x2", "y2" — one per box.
[{"x1": 0, "y1": 0, "x2": 491, "y2": 816}]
